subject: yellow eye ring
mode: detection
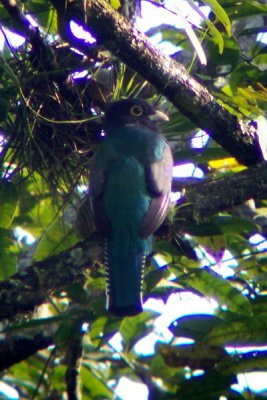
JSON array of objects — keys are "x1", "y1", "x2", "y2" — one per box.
[{"x1": 130, "y1": 105, "x2": 144, "y2": 116}]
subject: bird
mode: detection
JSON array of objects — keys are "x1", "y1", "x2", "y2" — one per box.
[{"x1": 90, "y1": 98, "x2": 173, "y2": 317}]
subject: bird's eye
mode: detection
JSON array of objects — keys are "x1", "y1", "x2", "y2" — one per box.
[{"x1": 130, "y1": 105, "x2": 144, "y2": 116}]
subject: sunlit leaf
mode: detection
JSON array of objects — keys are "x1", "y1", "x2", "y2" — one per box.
[
  {"x1": 120, "y1": 311, "x2": 156, "y2": 350},
  {"x1": 0, "y1": 180, "x2": 18, "y2": 228},
  {"x1": 0, "y1": 228, "x2": 17, "y2": 279},
  {"x1": 80, "y1": 366, "x2": 113, "y2": 399},
  {"x1": 208, "y1": 157, "x2": 243, "y2": 171},
  {"x1": 206, "y1": 316, "x2": 267, "y2": 346},
  {"x1": 151, "y1": 354, "x2": 185, "y2": 391},
  {"x1": 204, "y1": 18, "x2": 225, "y2": 54},
  {"x1": 26, "y1": 0, "x2": 58, "y2": 34},
  {"x1": 89, "y1": 316, "x2": 121, "y2": 347},
  {"x1": 34, "y1": 216, "x2": 79, "y2": 261},
  {"x1": 179, "y1": 267, "x2": 252, "y2": 316},
  {"x1": 202, "y1": 0, "x2": 231, "y2": 36},
  {"x1": 110, "y1": 0, "x2": 121, "y2": 10}
]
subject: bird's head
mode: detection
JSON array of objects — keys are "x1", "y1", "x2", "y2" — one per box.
[{"x1": 103, "y1": 98, "x2": 169, "y2": 132}]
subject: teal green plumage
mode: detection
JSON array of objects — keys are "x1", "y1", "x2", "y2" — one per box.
[{"x1": 90, "y1": 99, "x2": 173, "y2": 316}]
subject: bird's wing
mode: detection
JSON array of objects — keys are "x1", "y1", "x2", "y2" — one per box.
[
  {"x1": 76, "y1": 195, "x2": 96, "y2": 238},
  {"x1": 140, "y1": 143, "x2": 173, "y2": 238},
  {"x1": 90, "y1": 159, "x2": 112, "y2": 234}
]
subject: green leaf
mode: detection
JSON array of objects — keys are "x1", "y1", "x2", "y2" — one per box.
[
  {"x1": 144, "y1": 263, "x2": 169, "y2": 293},
  {"x1": 217, "y1": 215, "x2": 258, "y2": 235},
  {"x1": 48, "y1": 365, "x2": 66, "y2": 391},
  {"x1": 89, "y1": 316, "x2": 121, "y2": 347},
  {"x1": 0, "y1": 228, "x2": 17, "y2": 279},
  {"x1": 251, "y1": 296, "x2": 267, "y2": 315},
  {"x1": 177, "y1": 370, "x2": 236, "y2": 400},
  {"x1": 26, "y1": 0, "x2": 58, "y2": 34},
  {"x1": 169, "y1": 314, "x2": 223, "y2": 341},
  {"x1": 164, "y1": 110, "x2": 196, "y2": 137},
  {"x1": 55, "y1": 317, "x2": 82, "y2": 349},
  {"x1": 65, "y1": 282, "x2": 88, "y2": 304},
  {"x1": 120, "y1": 311, "x2": 156, "y2": 350},
  {"x1": 187, "y1": 215, "x2": 258, "y2": 236},
  {"x1": 34, "y1": 216, "x2": 79, "y2": 261},
  {"x1": 203, "y1": 0, "x2": 232, "y2": 36},
  {"x1": 220, "y1": 0, "x2": 267, "y2": 19},
  {"x1": 110, "y1": 0, "x2": 121, "y2": 10},
  {"x1": 206, "y1": 316, "x2": 267, "y2": 346},
  {"x1": 0, "y1": 180, "x2": 18, "y2": 228},
  {"x1": 204, "y1": 18, "x2": 225, "y2": 54},
  {"x1": 81, "y1": 367, "x2": 113, "y2": 399},
  {"x1": 206, "y1": 35, "x2": 240, "y2": 73},
  {"x1": 230, "y1": 63, "x2": 267, "y2": 90},
  {"x1": 151, "y1": 353, "x2": 185, "y2": 381},
  {"x1": 218, "y1": 350, "x2": 267, "y2": 375},
  {"x1": 10, "y1": 360, "x2": 44, "y2": 394},
  {"x1": 26, "y1": 196, "x2": 58, "y2": 238},
  {"x1": 179, "y1": 267, "x2": 252, "y2": 316}
]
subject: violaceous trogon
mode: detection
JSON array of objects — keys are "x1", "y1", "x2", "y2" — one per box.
[{"x1": 90, "y1": 98, "x2": 173, "y2": 317}]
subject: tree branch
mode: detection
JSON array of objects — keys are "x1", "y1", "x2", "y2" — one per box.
[
  {"x1": 65, "y1": 323, "x2": 83, "y2": 400},
  {"x1": 0, "y1": 237, "x2": 102, "y2": 321},
  {"x1": 0, "y1": 332, "x2": 53, "y2": 371},
  {"x1": 49, "y1": 0, "x2": 263, "y2": 167},
  {"x1": 177, "y1": 161, "x2": 267, "y2": 226}
]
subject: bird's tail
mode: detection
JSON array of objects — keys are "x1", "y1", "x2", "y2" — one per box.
[{"x1": 104, "y1": 235, "x2": 151, "y2": 317}]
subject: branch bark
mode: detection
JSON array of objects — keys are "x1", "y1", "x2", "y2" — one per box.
[
  {"x1": 0, "y1": 237, "x2": 102, "y2": 321},
  {"x1": 0, "y1": 332, "x2": 53, "y2": 371},
  {"x1": 176, "y1": 161, "x2": 267, "y2": 226},
  {"x1": 49, "y1": 0, "x2": 263, "y2": 167}
]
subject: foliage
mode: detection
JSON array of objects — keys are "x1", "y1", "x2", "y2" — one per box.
[{"x1": 0, "y1": 0, "x2": 267, "y2": 399}]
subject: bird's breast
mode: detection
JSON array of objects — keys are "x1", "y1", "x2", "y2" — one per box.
[
  {"x1": 104, "y1": 128, "x2": 165, "y2": 165},
  {"x1": 104, "y1": 156, "x2": 151, "y2": 233}
]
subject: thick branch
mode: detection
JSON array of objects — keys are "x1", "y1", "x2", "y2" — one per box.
[
  {"x1": 177, "y1": 161, "x2": 267, "y2": 225},
  {"x1": 0, "y1": 237, "x2": 102, "y2": 321},
  {"x1": 0, "y1": 333, "x2": 53, "y2": 371},
  {"x1": 49, "y1": 0, "x2": 263, "y2": 166}
]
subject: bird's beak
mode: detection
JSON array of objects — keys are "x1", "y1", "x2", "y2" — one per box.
[{"x1": 149, "y1": 110, "x2": 169, "y2": 122}]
